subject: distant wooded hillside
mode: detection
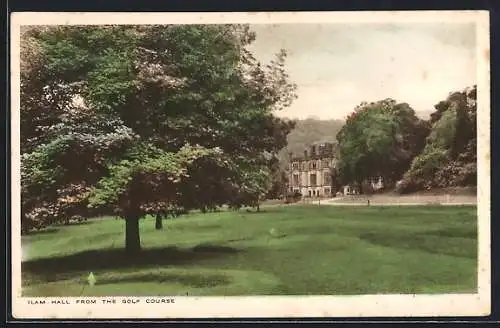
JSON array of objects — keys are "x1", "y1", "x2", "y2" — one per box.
[{"x1": 277, "y1": 118, "x2": 345, "y2": 167}]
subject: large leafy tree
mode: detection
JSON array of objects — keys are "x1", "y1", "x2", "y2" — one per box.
[
  {"x1": 87, "y1": 144, "x2": 239, "y2": 252},
  {"x1": 398, "y1": 85, "x2": 477, "y2": 192},
  {"x1": 335, "y1": 99, "x2": 429, "y2": 191},
  {"x1": 20, "y1": 25, "x2": 297, "y2": 252},
  {"x1": 20, "y1": 26, "x2": 138, "y2": 233}
]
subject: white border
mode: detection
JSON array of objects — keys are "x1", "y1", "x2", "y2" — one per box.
[{"x1": 10, "y1": 11, "x2": 491, "y2": 319}]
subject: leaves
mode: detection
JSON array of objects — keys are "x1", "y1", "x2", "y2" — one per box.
[
  {"x1": 397, "y1": 85, "x2": 477, "y2": 193},
  {"x1": 20, "y1": 25, "x2": 297, "y2": 234},
  {"x1": 336, "y1": 99, "x2": 429, "y2": 186}
]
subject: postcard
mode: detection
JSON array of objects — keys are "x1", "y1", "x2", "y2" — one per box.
[{"x1": 10, "y1": 10, "x2": 490, "y2": 319}]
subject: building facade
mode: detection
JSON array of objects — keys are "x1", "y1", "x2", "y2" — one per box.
[{"x1": 287, "y1": 142, "x2": 337, "y2": 198}]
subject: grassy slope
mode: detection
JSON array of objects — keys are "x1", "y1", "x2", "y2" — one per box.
[{"x1": 22, "y1": 205, "x2": 477, "y2": 296}]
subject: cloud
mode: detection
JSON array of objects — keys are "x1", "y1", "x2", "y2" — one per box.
[{"x1": 248, "y1": 23, "x2": 477, "y2": 120}]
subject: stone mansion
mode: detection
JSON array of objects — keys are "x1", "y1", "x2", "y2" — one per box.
[{"x1": 287, "y1": 142, "x2": 337, "y2": 198}]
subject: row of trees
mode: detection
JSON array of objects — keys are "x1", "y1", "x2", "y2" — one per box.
[
  {"x1": 20, "y1": 25, "x2": 297, "y2": 253},
  {"x1": 19, "y1": 24, "x2": 478, "y2": 252},
  {"x1": 334, "y1": 86, "x2": 477, "y2": 194},
  {"x1": 397, "y1": 86, "x2": 477, "y2": 192}
]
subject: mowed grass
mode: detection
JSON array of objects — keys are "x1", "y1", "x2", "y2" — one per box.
[{"x1": 21, "y1": 205, "x2": 478, "y2": 296}]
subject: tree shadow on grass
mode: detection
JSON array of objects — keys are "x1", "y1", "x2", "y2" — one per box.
[
  {"x1": 22, "y1": 243, "x2": 243, "y2": 283},
  {"x1": 359, "y1": 230, "x2": 477, "y2": 259}
]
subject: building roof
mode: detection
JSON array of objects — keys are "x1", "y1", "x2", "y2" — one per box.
[{"x1": 289, "y1": 142, "x2": 336, "y2": 161}]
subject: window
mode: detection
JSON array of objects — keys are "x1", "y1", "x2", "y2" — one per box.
[
  {"x1": 324, "y1": 172, "x2": 331, "y2": 185},
  {"x1": 310, "y1": 174, "x2": 317, "y2": 187},
  {"x1": 292, "y1": 162, "x2": 299, "y2": 170},
  {"x1": 312, "y1": 162, "x2": 317, "y2": 170},
  {"x1": 293, "y1": 174, "x2": 299, "y2": 186},
  {"x1": 322, "y1": 159, "x2": 330, "y2": 168},
  {"x1": 324, "y1": 188, "x2": 330, "y2": 195}
]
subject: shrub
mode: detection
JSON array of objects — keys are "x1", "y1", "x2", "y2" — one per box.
[
  {"x1": 284, "y1": 191, "x2": 302, "y2": 204},
  {"x1": 396, "y1": 146, "x2": 450, "y2": 193}
]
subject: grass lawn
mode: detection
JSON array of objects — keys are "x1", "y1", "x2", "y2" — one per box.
[{"x1": 21, "y1": 205, "x2": 478, "y2": 296}]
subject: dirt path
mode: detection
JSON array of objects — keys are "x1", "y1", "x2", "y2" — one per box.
[{"x1": 321, "y1": 194, "x2": 477, "y2": 206}]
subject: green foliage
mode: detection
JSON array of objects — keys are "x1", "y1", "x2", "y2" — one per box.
[
  {"x1": 427, "y1": 109, "x2": 458, "y2": 149},
  {"x1": 20, "y1": 25, "x2": 297, "y2": 240},
  {"x1": 230, "y1": 165, "x2": 272, "y2": 210},
  {"x1": 398, "y1": 147, "x2": 451, "y2": 192},
  {"x1": 20, "y1": 114, "x2": 138, "y2": 232},
  {"x1": 88, "y1": 144, "x2": 231, "y2": 216},
  {"x1": 336, "y1": 99, "x2": 429, "y2": 188},
  {"x1": 398, "y1": 86, "x2": 477, "y2": 193}
]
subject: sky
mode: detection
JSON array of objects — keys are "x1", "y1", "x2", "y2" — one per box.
[{"x1": 247, "y1": 23, "x2": 477, "y2": 121}]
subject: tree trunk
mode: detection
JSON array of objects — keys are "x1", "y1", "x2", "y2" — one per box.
[
  {"x1": 155, "y1": 214, "x2": 163, "y2": 230},
  {"x1": 125, "y1": 215, "x2": 141, "y2": 254}
]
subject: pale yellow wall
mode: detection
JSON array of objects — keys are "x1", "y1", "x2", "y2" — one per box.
[{"x1": 288, "y1": 156, "x2": 335, "y2": 196}]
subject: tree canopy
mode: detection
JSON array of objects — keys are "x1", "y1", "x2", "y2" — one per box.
[
  {"x1": 335, "y1": 99, "x2": 429, "y2": 189},
  {"x1": 397, "y1": 85, "x2": 477, "y2": 192},
  {"x1": 20, "y1": 25, "x2": 297, "y2": 252},
  {"x1": 333, "y1": 86, "x2": 477, "y2": 194}
]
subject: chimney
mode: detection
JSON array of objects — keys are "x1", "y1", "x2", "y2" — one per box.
[{"x1": 304, "y1": 150, "x2": 308, "y2": 158}]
